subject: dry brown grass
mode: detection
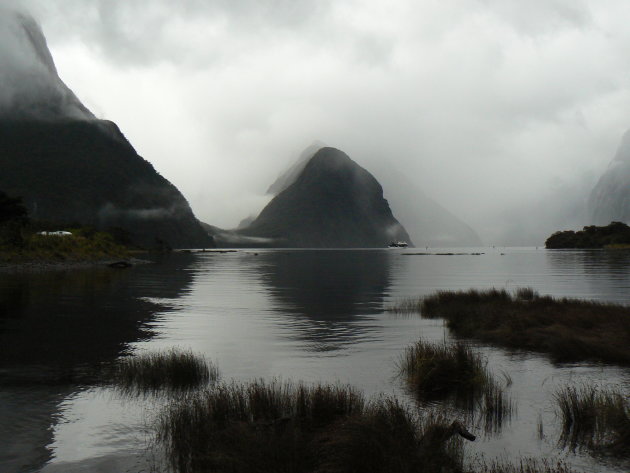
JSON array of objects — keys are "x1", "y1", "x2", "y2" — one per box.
[
  {"x1": 156, "y1": 380, "x2": 467, "y2": 473},
  {"x1": 110, "y1": 348, "x2": 218, "y2": 395},
  {"x1": 391, "y1": 288, "x2": 630, "y2": 365},
  {"x1": 399, "y1": 340, "x2": 513, "y2": 433}
]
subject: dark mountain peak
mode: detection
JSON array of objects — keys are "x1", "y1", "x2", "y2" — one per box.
[
  {"x1": 296, "y1": 147, "x2": 385, "y2": 202},
  {"x1": 266, "y1": 141, "x2": 326, "y2": 195},
  {"x1": 0, "y1": 8, "x2": 94, "y2": 121},
  {"x1": 237, "y1": 146, "x2": 412, "y2": 248},
  {"x1": 308, "y1": 146, "x2": 350, "y2": 166},
  {"x1": 301, "y1": 147, "x2": 362, "y2": 176}
]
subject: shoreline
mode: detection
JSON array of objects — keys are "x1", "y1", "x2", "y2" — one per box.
[{"x1": 0, "y1": 257, "x2": 150, "y2": 273}]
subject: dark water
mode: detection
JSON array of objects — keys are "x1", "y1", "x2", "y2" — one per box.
[{"x1": 1, "y1": 248, "x2": 629, "y2": 472}]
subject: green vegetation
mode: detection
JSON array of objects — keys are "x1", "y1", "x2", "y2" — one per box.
[
  {"x1": 0, "y1": 190, "x2": 132, "y2": 263},
  {"x1": 391, "y1": 288, "x2": 630, "y2": 365},
  {"x1": 110, "y1": 348, "x2": 218, "y2": 395},
  {"x1": 156, "y1": 380, "x2": 469, "y2": 473},
  {"x1": 545, "y1": 221, "x2": 630, "y2": 249},
  {"x1": 0, "y1": 228, "x2": 130, "y2": 263},
  {"x1": 399, "y1": 340, "x2": 512, "y2": 431},
  {"x1": 555, "y1": 384, "x2": 630, "y2": 456}
]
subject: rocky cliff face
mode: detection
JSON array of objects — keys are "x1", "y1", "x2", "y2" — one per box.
[
  {"x1": 589, "y1": 129, "x2": 630, "y2": 225},
  {"x1": 239, "y1": 147, "x2": 411, "y2": 247},
  {"x1": 0, "y1": 9, "x2": 212, "y2": 248}
]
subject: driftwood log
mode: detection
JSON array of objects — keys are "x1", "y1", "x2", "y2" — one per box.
[
  {"x1": 420, "y1": 420, "x2": 476, "y2": 444},
  {"x1": 108, "y1": 260, "x2": 133, "y2": 269}
]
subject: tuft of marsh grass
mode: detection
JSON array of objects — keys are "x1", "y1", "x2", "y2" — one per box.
[
  {"x1": 555, "y1": 384, "x2": 630, "y2": 457},
  {"x1": 391, "y1": 288, "x2": 630, "y2": 365},
  {"x1": 399, "y1": 340, "x2": 513, "y2": 433},
  {"x1": 473, "y1": 458, "x2": 577, "y2": 473},
  {"x1": 156, "y1": 380, "x2": 468, "y2": 473},
  {"x1": 110, "y1": 348, "x2": 218, "y2": 395},
  {"x1": 480, "y1": 382, "x2": 513, "y2": 434},
  {"x1": 399, "y1": 341, "x2": 487, "y2": 402}
]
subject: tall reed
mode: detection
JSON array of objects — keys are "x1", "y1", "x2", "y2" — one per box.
[
  {"x1": 399, "y1": 340, "x2": 513, "y2": 432},
  {"x1": 110, "y1": 347, "x2": 218, "y2": 395},
  {"x1": 473, "y1": 458, "x2": 577, "y2": 473},
  {"x1": 555, "y1": 384, "x2": 630, "y2": 456},
  {"x1": 156, "y1": 380, "x2": 467, "y2": 473}
]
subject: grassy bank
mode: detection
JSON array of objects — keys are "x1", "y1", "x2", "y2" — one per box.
[
  {"x1": 555, "y1": 384, "x2": 630, "y2": 456},
  {"x1": 390, "y1": 288, "x2": 630, "y2": 365},
  {"x1": 0, "y1": 230, "x2": 130, "y2": 263},
  {"x1": 156, "y1": 380, "x2": 470, "y2": 473}
]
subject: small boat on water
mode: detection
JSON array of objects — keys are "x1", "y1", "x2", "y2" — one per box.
[{"x1": 388, "y1": 241, "x2": 408, "y2": 248}]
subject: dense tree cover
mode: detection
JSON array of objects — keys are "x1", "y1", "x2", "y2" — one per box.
[
  {"x1": 0, "y1": 190, "x2": 28, "y2": 225},
  {"x1": 0, "y1": 192, "x2": 132, "y2": 260},
  {"x1": 0, "y1": 190, "x2": 30, "y2": 246},
  {"x1": 545, "y1": 221, "x2": 630, "y2": 249}
]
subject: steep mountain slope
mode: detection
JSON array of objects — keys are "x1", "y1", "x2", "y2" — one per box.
[
  {"x1": 589, "y1": 129, "x2": 630, "y2": 225},
  {"x1": 266, "y1": 145, "x2": 482, "y2": 247},
  {"x1": 0, "y1": 119, "x2": 212, "y2": 248},
  {"x1": 239, "y1": 147, "x2": 411, "y2": 247},
  {"x1": 0, "y1": 9, "x2": 212, "y2": 248}
]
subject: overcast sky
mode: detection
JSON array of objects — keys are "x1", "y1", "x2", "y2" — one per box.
[{"x1": 7, "y1": 0, "x2": 630, "y2": 241}]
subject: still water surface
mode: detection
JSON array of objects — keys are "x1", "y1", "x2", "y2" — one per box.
[{"x1": 1, "y1": 248, "x2": 629, "y2": 472}]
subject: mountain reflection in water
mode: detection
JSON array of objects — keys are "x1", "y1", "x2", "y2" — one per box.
[
  {"x1": 0, "y1": 254, "x2": 195, "y2": 473},
  {"x1": 250, "y1": 250, "x2": 399, "y2": 350}
]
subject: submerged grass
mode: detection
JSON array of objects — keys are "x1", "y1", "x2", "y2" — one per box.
[
  {"x1": 156, "y1": 379, "x2": 469, "y2": 473},
  {"x1": 110, "y1": 348, "x2": 218, "y2": 395},
  {"x1": 555, "y1": 384, "x2": 630, "y2": 456},
  {"x1": 399, "y1": 340, "x2": 513, "y2": 432},
  {"x1": 390, "y1": 288, "x2": 630, "y2": 365}
]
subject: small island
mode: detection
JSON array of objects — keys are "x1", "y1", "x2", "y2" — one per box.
[{"x1": 545, "y1": 221, "x2": 630, "y2": 249}]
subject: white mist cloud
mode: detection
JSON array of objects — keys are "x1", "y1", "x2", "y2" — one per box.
[{"x1": 4, "y1": 1, "x2": 630, "y2": 242}]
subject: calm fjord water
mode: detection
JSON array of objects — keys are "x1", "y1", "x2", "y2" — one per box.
[{"x1": 1, "y1": 248, "x2": 629, "y2": 472}]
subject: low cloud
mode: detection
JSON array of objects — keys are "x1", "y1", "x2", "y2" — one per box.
[{"x1": 3, "y1": 1, "x2": 630, "y2": 243}]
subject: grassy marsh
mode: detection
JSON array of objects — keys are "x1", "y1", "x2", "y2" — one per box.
[
  {"x1": 390, "y1": 288, "x2": 630, "y2": 365},
  {"x1": 110, "y1": 348, "x2": 218, "y2": 395},
  {"x1": 156, "y1": 380, "x2": 471, "y2": 473}
]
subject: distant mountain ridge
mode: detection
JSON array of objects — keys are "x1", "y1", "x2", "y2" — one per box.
[
  {"x1": 589, "y1": 129, "x2": 630, "y2": 225},
  {"x1": 0, "y1": 9, "x2": 212, "y2": 248},
  {"x1": 367, "y1": 164, "x2": 482, "y2": 247},
  {"x1": 212, "y1": 147, "x2": 411, "y2": 247}
]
